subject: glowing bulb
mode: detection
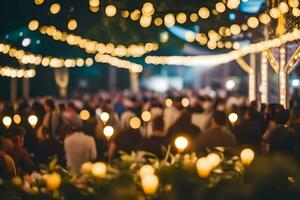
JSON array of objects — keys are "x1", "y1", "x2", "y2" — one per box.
[
  {"x1": 129, "y1": 117, "x2": 141, "y2": 129},
  {"x1": 198, "y1": 7, "x2": 210, "y2": 19},
  {"x1": 139, "y1": 165, "x2": 155, "y2": 177},
  {"x1": 240, "y1": 148, "x2": 255, "y2": 165},
  {"x1": 105, "y1": 5, "x2": 117, "y2": 17},
  {"x1": 165, "y1": 98, "x2": 173, "y2": 107},
  {"x1": 13, "y1": 114, "x2": 21, "y2": 125},
  {"x1": 67, "y1": 19, "x2": 77, "y2": 31},
  {"x1": 196, "y1": 157, "x2": 212, "y2": 178},
  {"x1": 22, "y1": 38, "x2": 31, "y2": 47},
  {"x1": 92, "y1": 162, "x2": 107, "y2": 178},
  {"x1": 80, "y1": 109, "x2": 90, "y2": 121},
  {"x1": 154, "y1": 18, "x2": 163, "y2": 26},
  {"x1": 89, "y1": 0, "x2": 100, "y2": 7},
  {"x1": 34, "y1": 0, "x2": 44, "y2": 5},
  {"x1": 225, "y1": 79, "x2": 235, "y2": 90},
  {"x1": 228, "y1": 113, "x2": 238, "y2": 125},
  {"x1": 259, "y1": 13, "x2": 271, "y2": 24},
  {"x1": 2, "y1": 116, "x2": 12, "y2": 128},
  {"x1": 50, "y1": 3, "x2": 61, "y2": 15},
  {"x1": 174, "y1": 136, "x2": 188, "y2": 153},
  {"x1": 103, "y1": 126, "x2": 114, "y2": 140},
  {"x1": 190, "y1": 13, "x2": 198, "y2": 22},
  {"x1": 28, "y1": 115, "x2": 38, "y2": 128},
  {"x1": 176, "y1": 13, "x2": 187, "y2": 24},
  {"x1": 100, "y1": 112, "x2": 109, "y2": 122},
  {"x1": 279, "y1": 2, "x2": 289, "y2": 14},
  {"x1": 247, "y1": 17, "x2": 259, "y2": 28},
  {"x1": 216, "y1": 2, "x2": 226, "y2": 13},
  {"x1": 141, "y1": 111, "x2": 152, "y2": 122},
  {"x1": 181, "y1": 97, "x2": 190, "y2": 107},
  {"x1": 206, "y1": 153, "x2": 221, "y2": 168},
  {"x1": 141, "y1": 174, "x2": 159, "y2": 195},
  {"x1": 185, "y1": 31, "x2": 195, "y2": 42},
  {"x1": 164, "y1": 13, "x2": 175, "y2": 27},
  {"x1": 269, "y1": 8, "x2": 281, "y2": 19},
  {"x1": 28, "y1": 20, "x2": 39, "y2": 31}
]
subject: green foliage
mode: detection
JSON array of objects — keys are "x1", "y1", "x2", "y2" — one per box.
[{"x1": 1, "y1": 151, "x2": 299, "y2": 200}]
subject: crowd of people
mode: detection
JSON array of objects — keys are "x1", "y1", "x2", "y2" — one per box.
[{"x1": 0, "y1": 89, "x2": 300, "y2": 178}]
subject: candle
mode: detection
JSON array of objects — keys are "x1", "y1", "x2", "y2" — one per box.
[
  {"x1": 92, "y1": 162, "x2": 107, "y2": 178},
  {"x1": 28, "y1": 115, "x2": 38, "y2": 128},
  {"x1": 80, "y1": 162, "x2": 94, "y2": 174},
  {"x1": 174, "y1": 136, "x2": 188, "y2": 153},
  {"x1": 206, "y1": 153, "x2": 221, "y2": 168},
  {"x1": 196, "y1": 157, "x2": 212, "y2": 178},
  {"x1": 2, "y1": 116, "x2": 12, "y2": 128},
  {"x1": 240, "y1": 148, "x2": 255, "y2": 165},
  {"x1": 228, "y1": 113, "x2": 238, "y2": 125},
  {"x1": 139, "y1": 165, "x2": 155, "y2": 178},
  {"x1": 44, "y1": 172, "x2": 61, "y2": 191},
  {"x1": 103, "y1": 126, "x2": 114, "y2": 140},
  {"x1": 141, "y1": 174, "x2": 159, "y2": 195}
]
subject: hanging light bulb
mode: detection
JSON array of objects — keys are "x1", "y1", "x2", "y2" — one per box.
[
  {"x1": 174, "y1": 136, "x2": 188, "y2": 153},
  {"x1": 100, "y1": 112, "x2": 109, "y2": 123},
  {"x1": 103, "y1": 126, "x2": 114, "y2": 140},
  {"x1": 2, "y1": 116, "x2": 12, "y2": 128},
  {"x1": 228, "y1": 113, "x2": 238, "y2": 125},
  {"x1": 28, "y1": 115, "x2": 38, "y2": 128}
]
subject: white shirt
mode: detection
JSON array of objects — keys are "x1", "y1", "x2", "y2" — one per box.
[{"x1": 64, "y1": 132, "x2": 97, "y2": 171}]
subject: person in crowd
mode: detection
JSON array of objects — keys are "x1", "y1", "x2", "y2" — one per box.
[
  {"x1": 164, "y1": 96, "x2": 183, "y2": 132},
  {"x1": 9, "y1": 127, "x2": 35, "y2": 174},
  {"x1": 166, "y1": 110, "x2": 200, "y2": 153},
  {"x1": 64, "y1": 120, "x2": 97, "y2": 171},
  {"x1": 63, "y1": 102, "x2": 81, "y2": 128},
  {"x1": 263, "y1": 110, "x2": 296, "y2": 154},
  {"x1": 249, "y1": 100, "x2": 267, "y2": 136},
  {"x1": 137, "y1": 115, "x2": 166, "y2": 159},
  {"x1": 0, "y1": 138, "x2": 16, "y2": 178},
  {"x1": 289, "y1": 108, "x2": 300, "y2": 155},
  {"x1": 191, "y1": 96, "x2": 213, "y2": 131},
  {"x1": 35, "y1": 126, "x2": 67, "y2": 166},
  {"x1": 40, "y1": 98, "x2": 61, "y2": 139},
  {"x1": 194, "y1": 110, "x2": 236, "y2": 149},
  {"x1": 108, "y1": 113, "x2": 142, "y2": 160},
  {"x1": 232, "y1": 107, "x2": 262, "y2": 150}
]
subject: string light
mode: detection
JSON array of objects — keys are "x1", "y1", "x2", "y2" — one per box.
[
  {"x1": 0, "y1": 42, "x2": 91, "y2": 68},
  {"x1": 34, "y1": 0, "x2": 44, "y2": 5},
  {"x1": 0, "y1": 66, "x2": 35, "y2": 78},
  {"x1": 164, "y1": 13, "x2": 175, "y2": 27},
  {"x1": 105, "y1": 5, "x2": 117, "y2": 17},
  {"x1": 50, "y1": 3, "x2": 61, "y2": 15},
  {"x1": 67, "y1": 19, "x2": 77, "y2": 31},
  {"x1": 28, "y1": 20, "x2": 39, "y2": 31},
  {"x1": 145, "y1": 28, "x2": 300, "y2": 67},
  {"x1": 37, "y1": 25, "x2": 158, "y2": 57}
]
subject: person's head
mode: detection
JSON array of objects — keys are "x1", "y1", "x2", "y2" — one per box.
[
  {"x1": 44, "y1": 99, "x2": 55, "y2": 112},
  {"x1": 175, "y1": 111, "x2": 192, "y2": 126},
  {"x1": 11, "y1": 127, "x2": 26, "y2": 147},
  {"x1": 275, "y1": 110, "x2": 289, "y2": 125},
  {"x1": 152, "y1": 115, "x2": 164, "y2": 134},
  {"x1": 67, "y1": 102, "x2": 78, "y2": 113},
  {"x1": 211, "y1": 111, "x2": 227, "y2": 127},
  {"x1": 250, "y1": 100, "x2": 258, "y2": 111}
]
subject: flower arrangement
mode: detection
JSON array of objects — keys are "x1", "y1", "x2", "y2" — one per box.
[{"x1": 1, "y1": 148, "x2": 300, "y2": 200}]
